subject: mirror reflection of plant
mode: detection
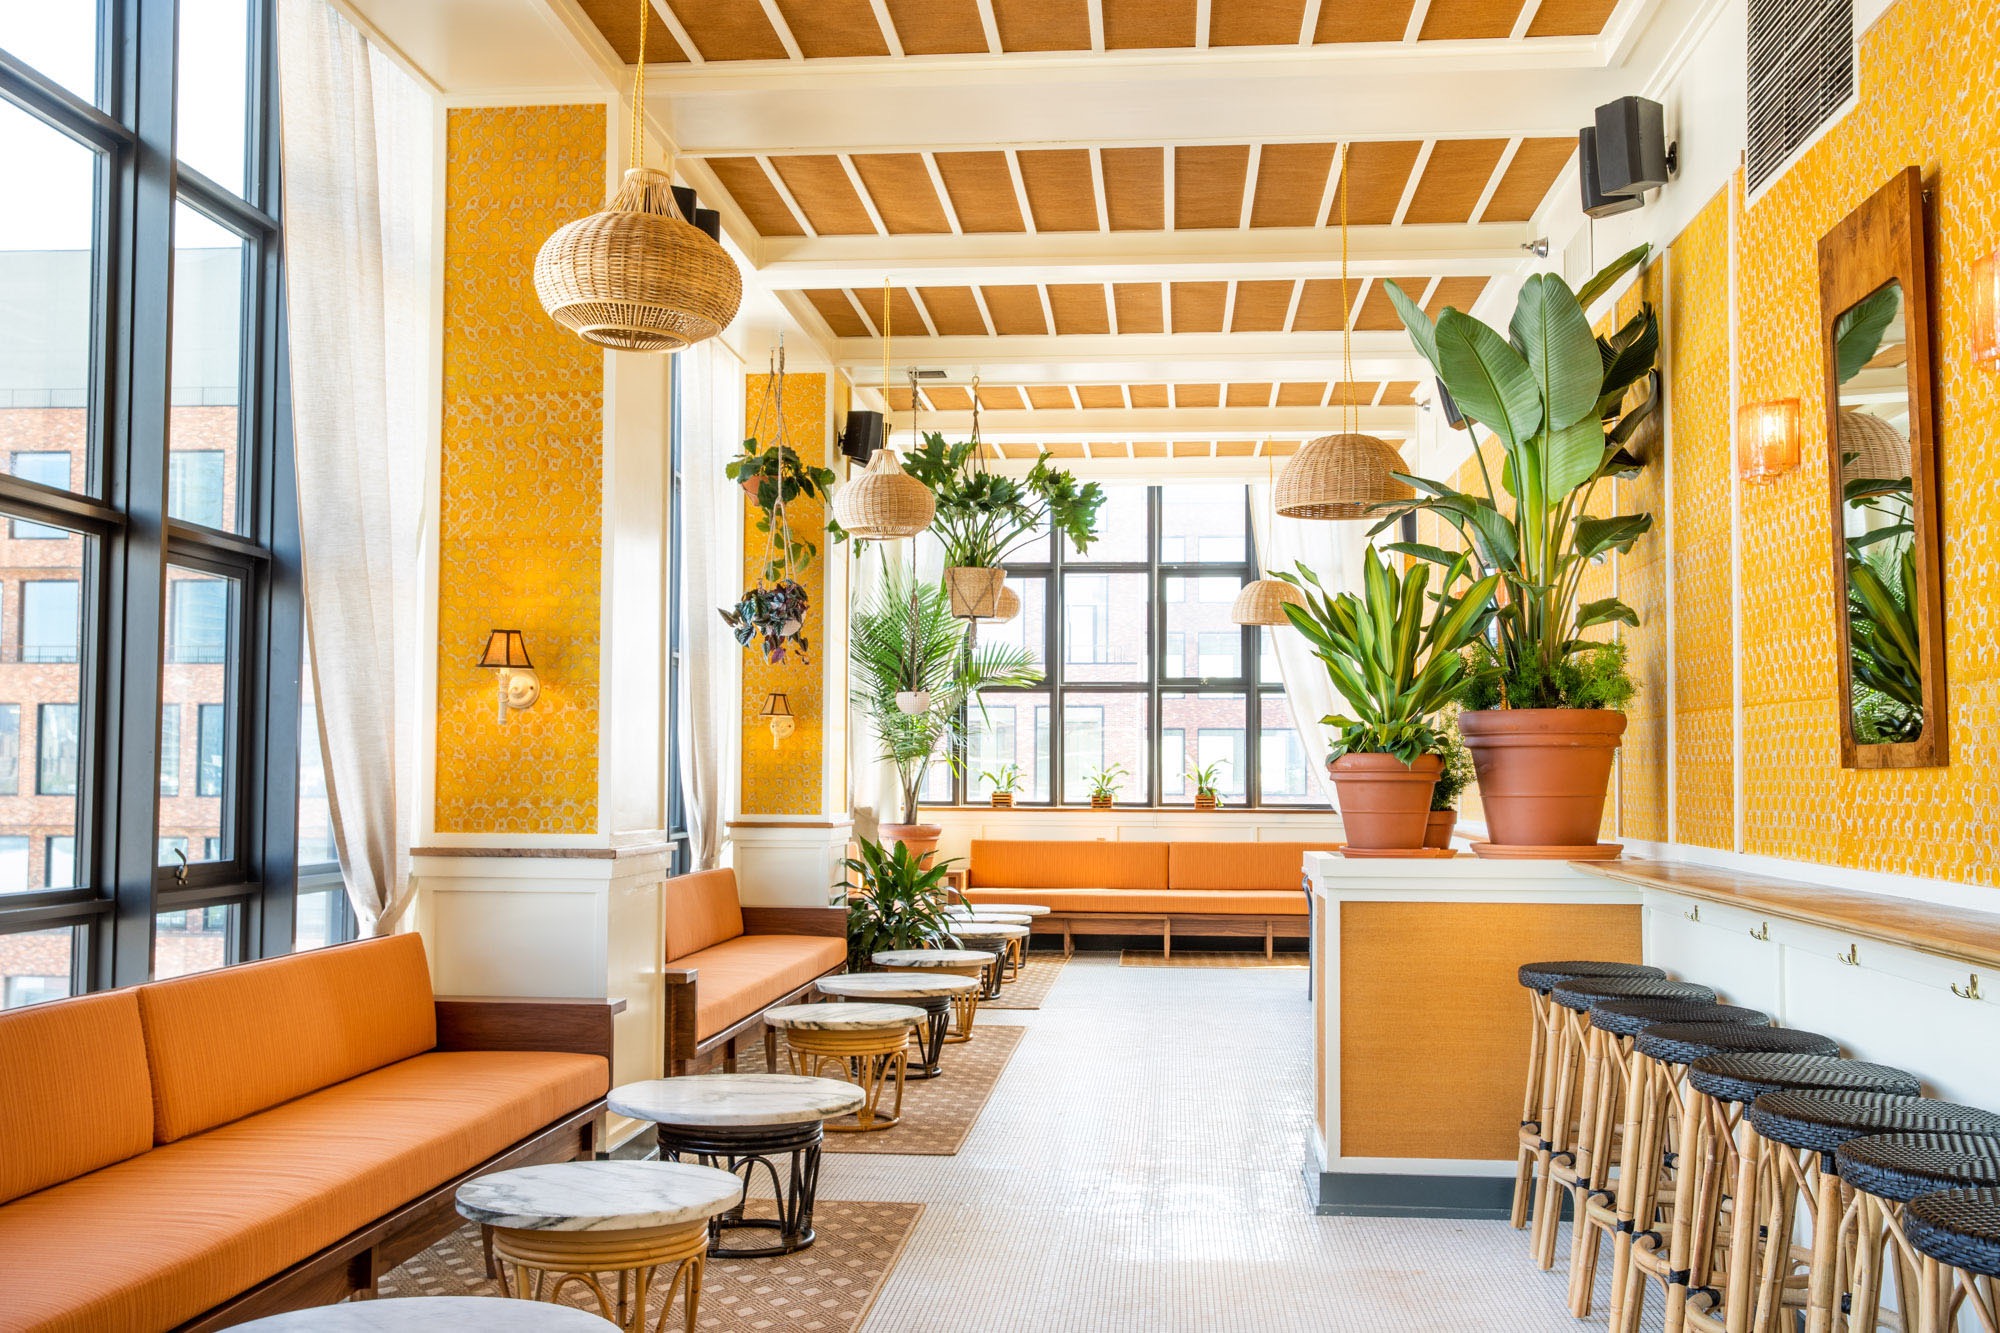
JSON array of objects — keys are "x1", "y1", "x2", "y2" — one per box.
[
  {"x1": 1083, "y1": 764, "x2": 1128, "y2": 800},
  {"x1": 899, "y1": 432, "x2": 1108, "y2": 567},
  {"x1": 726, "y1": 437, "x2": 844, "y2": 581},
  {"x1": 1833, "y1": 284, "x2": 1901, "y2": 384},
  {"x1": 1847, "y1": 539, "x2": 1925, "y2": 744},
  {"x1": 841, "y1": 838, "x2": 959, "y2": 971}
]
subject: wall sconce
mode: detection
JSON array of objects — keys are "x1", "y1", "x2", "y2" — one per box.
[
  {"x1": 479, "y1": 629, "x2": 539, "y2": 724},
  {"x1": 759, "y1": 692, "x2": 794, "y2": 747},
  {"x1": 1975, "y1": 245, "x2": 2000, "y2": 369},
  {"x1": 1738, "y1": 399, "x2": 1801, "y2": 483}
]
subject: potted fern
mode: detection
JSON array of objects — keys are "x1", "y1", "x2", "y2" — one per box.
[
  {"x1": 1083, "y1": 764, "x2": 1126, "y2": 810},
  {"x1": 981, "y1": 763, "x2": 1023, "y2": 808},
  {"x1": 842, "y1": 838, "x2": 958, "y2": 971},
  {"x1": 1426, "y1": 713, "x2": 1477, "y2": 849},
  {"x1": 1186, "y1": 761, "x2": 1228, "y2": 811}
]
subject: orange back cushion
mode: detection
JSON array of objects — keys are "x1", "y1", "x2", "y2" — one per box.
[
  {"x1": 138, "y1": 933, "x2": 437, "y2": 1142},
  {"x1": 1169, "y1": 841, "x2": 1342, "y2": 892},
  {"x1": 969, "y1": 840, "x2": 1169, "y2": 890},
  {"x1": 0, "y1": 990, "x2": 155, "y2": 1203},
  {"x1": 663, "y1": 869, "x2": 745, "y2": 962}
]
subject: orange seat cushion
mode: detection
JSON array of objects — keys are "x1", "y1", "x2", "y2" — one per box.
[
  {"x1": 0, "y1": 1049, "x2": 605, "y2": 1333},
  {"x1": 138, "y1": 933, "x2": 438, "y2": 1143},
  {"x1": 967, "y1": 840, "x2": 1168, "y2": 891},
  {"x1": 663, "y1": 868, "x2": 746, "y2": 963},
  {"x1": 0, "y1": 991, "x2": 154, "y2": 1206},
  {"x1": 678, "y1": 935, "x2": 846, "y2": 1040},
  {"x1": 1168, "y1": 842, "x2": 1342, "y2": 892},
  {"x1": 965, "y1": 887, "x2": 1308, "y2": 915}
]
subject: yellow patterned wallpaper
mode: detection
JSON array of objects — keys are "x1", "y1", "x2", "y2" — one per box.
[
  {"x1": 740, "y1": 371, "x2": 829, "y2": 816},
  {"x1": 1616, "y1": 261, "x2": 1671, "y2": 842},
  {"x1": 435, "y1": 105, "x2": 606, "y2": 835}
]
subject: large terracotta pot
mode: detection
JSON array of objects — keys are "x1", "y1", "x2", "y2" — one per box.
[
  {"x1": 944, "y1": 566, "x2": 1007, "y2": 619},
  {"x1": 1424, "y1": 809, "x2": 1458, "y2": 850},
  {"x1": 1328, "y1": 752, "x2": 1442, "y2": 850},
  {"x1": 1456, "y1": 709, "x2": 1626, "y2": 851},
  {"x1": 879, "y1": 822, "x2": 943, "y2": 865}
]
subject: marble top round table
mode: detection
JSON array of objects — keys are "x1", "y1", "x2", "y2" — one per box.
[
  {"x1": 953, "y1": 902, "x2": 1050, "y2": 917},
  {"x1": 818, "y1": 972, "x2": 980, "y2": 1000},
  {"x1": 947, "y1": 921, "x2": 1029, "y2": 938},
  {"x1": 763, "y1": 1001, "x2": 924, "y2": 1031},
  {"x1": 609, "y1": 1074, "x2": 864, "y2": 1127},
  {"x1": 233, "y1": 1299, "x2": 619, "y2": 1331},
  {"x1": 456, "y1": 1160, "x2": 741, "y2": 1233},
  {"x1": 872, "y1": 948, "x2": 995, "y2": 969}
]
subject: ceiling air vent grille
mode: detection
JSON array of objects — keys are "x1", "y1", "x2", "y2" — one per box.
[{"x1": 1746, "y1": 0, "x2": 1855, "y2": 196}]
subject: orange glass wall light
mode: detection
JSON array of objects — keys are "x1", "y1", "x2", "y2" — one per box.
[
  {"x1": 479, "y1": 630, "x2": 539, "y2": 724},
  {"x1": 1976, "y1": 245, "x2": 2000, "y2": 368},
  {"x1": 1738, "y1": 399, "x2": 1801, "y2": 483}
]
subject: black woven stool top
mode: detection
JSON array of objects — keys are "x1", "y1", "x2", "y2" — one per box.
[
  {"x1": 1549, "y1": 976, "x2": 1715, "y2": 1013},
  {"x1": 1636, "y1": 1021, "x2": 1839, "y2": 1066},
  {"x1": 1589, "y1": 998, "x2": 1770, "y2": 1038},
  {"x1": 1747, "y1": 1090, "x2": 2000, "y2": 1157},
  {"x1": 1905, "y1": 1187, "x2": 2000, "y2": 1279},
  {"x1": 1688, "y1": 1053, "x2": 1921, "y2": 1106},
  {"x1": 1836, "y1": 1133, "x2": 2000, "y2": 1204},
  {"x1": 1518, "y1": 960, "x2": 1665, "y2": 993}
]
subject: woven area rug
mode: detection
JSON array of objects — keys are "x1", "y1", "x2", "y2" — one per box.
[
  {"x1": 378, "y1": 1199, "x2": 922, "y2": 1331},
  {"x1": 1119, "y1": 950, "x2": 1308, "y2": 968},
  {"x1": 983, "y1": 953, "x2": 1066, "y2": 1009}
]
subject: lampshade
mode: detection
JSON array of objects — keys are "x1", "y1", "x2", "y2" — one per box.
[
  {"x1": 759, "y1": 692, "x2": 791, "y2": 718},
  {"x1": 1738, "y1": 399, "x2": 1800, "y2": 483},
  {"x1": 1230, "y1": 578, "x2": 1305, "y2": 627},
  {"x1": 990, "y1": 584, "x2": 1021, "y2": 624},
  {"x1": 1837, "y1": 407, "x2": 1909, "y2": 482},
  {"x1": 1976, "y1": 245, "x2": 2000, "y2": 369},
  {"x1": 1274, "y1": 433, "x2": 1415, "y2": 520},
  {"x1": 479, "y1": 630, "x2": 532, "y2": 670},
  {"x1": 831, "y1": 449, "x2": 935, "y2": 539}
]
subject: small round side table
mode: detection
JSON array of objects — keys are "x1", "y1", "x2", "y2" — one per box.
[
  {"x1": 873, "y1": 948, "x2": 995, "y2": 1037},
  {"x1": 945, "y1": 921, "x2": 1029, "y2": 986},
  {"x1": 232, "y1": 1298, "x2": 620, "y2": 1330},
  {"x1": 764, "y1": 1002, "x2": 923, "y2": 1131},
  {"x1": 817, "y1": 972, "x2": 979, "y2": 1078}
]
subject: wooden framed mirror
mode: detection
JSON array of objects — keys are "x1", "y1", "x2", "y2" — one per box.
[{"x1": 1817, "y1": 166, "x2": 1946, "y2": 769}]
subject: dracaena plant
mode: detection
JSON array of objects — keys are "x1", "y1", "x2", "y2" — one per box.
[
  {"x1": 1377, "y1": 245, "x2": 1659, "y2": 709},
  {"x1": 1279, "y1": 546, "x2": 1500, "y2": 765},
  {"x1": 841, "y1": 838, "x2": 959, "y2": 971},
  {"x1": 899, "y1": 431, "x2": 1107, "y2": 568}
]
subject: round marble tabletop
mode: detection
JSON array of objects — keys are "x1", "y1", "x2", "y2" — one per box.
[
  {"x1": 948, "y1": 922, "x2": 1030, "y2": 939},
  {"x1": 455, "y1": 1160, "x2": 741, "y2": 1232},
  {"x1": 232, "y1": 1298, "x2": 619, "y2": 1330},
  {"x1": 957, "y1": 911, "x2": 1031, "y2": 924},
  {"x1": 819, "y1": 972, "x2": 980, "y2": 999},
  {"x1": 873, "y1": 948, "x2": 995, "y2": 968},
  {"x1": 764, "y1": 1001, "x2": 924, "y2": 1031},
  {"x1": 954, "y1": 902, "x2": 1050, "y2": 916},
  {"x1": 609, "y1": 1073, "x2": 866, "y2": 1127}
]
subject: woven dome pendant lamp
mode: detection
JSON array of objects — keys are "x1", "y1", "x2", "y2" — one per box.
[
  {"x1": 1274, "y1": 163, "x2": 1416, "y2": 521},
  {"x1": 1232, "y1": 460, "x2": 1306, "y2": 626},
  {"x1": 533, "y1": 0, "x2": 742, "y2": 352},
  {"x1": 831, "y1": 284, "x2": 935, "y2": 540}
]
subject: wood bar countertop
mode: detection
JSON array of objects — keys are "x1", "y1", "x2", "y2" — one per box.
[{"x1": 1580, "y1": 860, "x2": 2000, "y2": 971}]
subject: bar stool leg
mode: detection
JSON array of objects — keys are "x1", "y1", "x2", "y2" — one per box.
[
  {"x1": 1512, "y1": 991, "x2": 1550, "y2": 1231},
  {"x1": 1619, "y1": 1060, "x2": 1676, "y2": 1333},
  {"x1": 1752, "y1": 1149, "x2": 1806, "y2": 1333},
  {"x1": 1804, "y1": 1156, "x2": 1845, "y2": 1333},
  {"x1": 1532, "y1": 1012, "x2": 1584, "y2": 1270},
  {"x1": 1638, "y1": 1064, "x2": 1706, "y2": 1333},
  {"x1": 1578, "y1": 1041, "x2": 1640, "y2": 1318},
  {"x1": 1717, "y1": 1124, "x2": 1764, "y2": 1333},
  {"x1": 1543, "y1": 1014, "x2": 1605, "y2": 1271}
]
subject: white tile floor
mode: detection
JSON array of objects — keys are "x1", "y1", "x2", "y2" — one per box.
[{"x1": 822, "y1": 952, "x2": 1647, "y2": 1332}]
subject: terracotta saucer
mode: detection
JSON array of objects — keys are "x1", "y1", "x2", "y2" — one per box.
[
  {"x1": 1339, "y1": 846, "x2": 1460, "y2": 859},
  {"x1": 1470, "y1": 842, "x2": 1624, "y2": 861}
]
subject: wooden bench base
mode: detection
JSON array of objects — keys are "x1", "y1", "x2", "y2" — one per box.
[{"x1": 1030, "y1": 914, "x2": 1308, "y2": 960}]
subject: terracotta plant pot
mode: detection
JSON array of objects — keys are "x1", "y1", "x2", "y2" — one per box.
[
  {"x1": 1329, "y1": 752, "x2": 1443, "y2": 850},
  {"x1": 1090, "y1": 795, "x2": 1113, "y2": 810},
  {"x1": 878, "y1": 822, "x2": 943, "y2": 866},
  {"x1": 990, "y1": 792, "x2": 1014, "y2": 809},
  {"x1": 1456, "y1": 709, "x2": 1627, "y2": 851},
  {"x1": 1424, "y1": 809, "x2": 1458, "y2": 850},
  {"x1": 944, "y1": 565, "x2": 1007, "y2": 619}
]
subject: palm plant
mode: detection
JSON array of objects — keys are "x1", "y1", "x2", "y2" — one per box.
[
  {"x1": 841, "y1": 838, "x2": 958, "y2": 971},
  {"x1": 850, "y1": 563, "x2": 1041, "y2": 825}
]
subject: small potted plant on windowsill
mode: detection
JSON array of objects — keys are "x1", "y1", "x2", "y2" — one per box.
[
  {"x1": 981, "y1": 763, "x2": 1023, "y2": 809},
  {"x1": 1187, "y1": 761, "x2": 1228, "y2": 811},
  {"x1": 1426, "y1": 712, "x2": 1476, "y2": 849},
  {"x1": 1083, "y1": 764, "x2": 1127, "y2": 811}
]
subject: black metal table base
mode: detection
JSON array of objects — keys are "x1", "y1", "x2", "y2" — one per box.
[
  {"x1": 657, "y1": 1119, "x2": 824, "y2": 1258},
  {"x1": 905, "y1": 995, "x2": 951, "y2": 1079}
]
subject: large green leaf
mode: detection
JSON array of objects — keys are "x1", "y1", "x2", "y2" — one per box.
[
  {"x1": 1575, "y1": 597, "x2": 1640, "y2": 630},
  {"x1": 1545, "y1": 416, "x2": 1611, "y2": 501},
  {"x1": 1510, "y1": 273, "x2": 1603, "y2": 431},
  {"x1": 1384, "y1": 280, "x2": 1442, "y2": 372},
  {"x1": 1382, "y1": 541, "x2": 1465, "y2": 568},
  {"x1": 1574, "y1": 243, "x2": 1652, "y2": 312},
  {"x1": 1573, "y1": 513, "x2": 1654, "y2": 561},
  {"x1": 1433, "y1": 310, "x2": 1542, "y2": 449}
]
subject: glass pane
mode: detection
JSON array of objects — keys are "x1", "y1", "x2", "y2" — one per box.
[
  {"x1": 968, "y1": 691, "x2": 1050, "y2": 803},
  {"x1": 155, "y1": 904, "x2": 238, "y2": 979},
  {"x1": 1160, "y1": 484, "x2": 1247, "y2": 562},
  {"x1": 21, "y1": 580, "x2": 80, "y2": 661},
  {"x1": 1161, "y1": 692, "x2": 1248, "y2": 804},
  {"x1": 1259, "y1": 627, "x2": 1283, "y2": 685},
  {"x1": 999, "y1": 513, "x2": 1049, "y2": 566},
  {"x1": 169, "y1": 204, "x2": 245, "y2": 532},
  {"x1": 0, "y1": 706, "x2": 15, "y2": 797},
  {"x1": 0, "y1": 517, "x2": 88, "y2": 879},
  {"x1": 920, "y1": 752, "x2": 954, "y2": 806},
  {"x1": 1068, "y1": 484, "x2": 1147, "y2": 563},
  {"x1": 296, "y1": 887, "x2": 345, "y2": 952},
  {"x1": 1061, "y1": 571, "x2": 1148, "y2": 683},
  {"x1": 298, "y1": 671, "x2": 336, "y2": 867},
  {"x1": 974, "y1": 574, "x2": 1045, "y2": 670},
  {"x1": 176, "y1": 0, "x2": 252, "y2": 193},
  {"x1": 1164, "y1": 575, "x2": 1246, "y2": 681},
  {"x1": 0, "y1": 10, "x2": 101, "y2": 104},
  {"x1": 1260, "y1": 692, "x2": 1316, "y2": 804},
  {"x1": 0, "y1": 926, "x2": 77, "y2": 1008},
  {"x1": 2, "y1": 107, "x2": 98, "y2": 490},
  {"x1": 1060, "y1": 692, "x2": 1147, "y2": 803},
  {"x1": 162, "y1": 566, "x2": 238, "y2": 865}
]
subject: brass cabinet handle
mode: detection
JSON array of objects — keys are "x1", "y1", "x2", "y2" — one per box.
[
  {"x1": 1952, "y1": 974, "x2": 1984, "y2": 1001},
  {"x1": 1749, "y1": 922, "x2": 1771, "y2": 942},
  {"x1": 1838, "y1": 944, "x2": 1860, "y2": 967},
  {"x1": 1684, "y1": 906, "x2": 1701, "y2": 923}
]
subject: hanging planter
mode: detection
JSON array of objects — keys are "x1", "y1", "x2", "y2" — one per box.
[
  {"x1": 945, "y1": 566, "x2": 1008, "y2": 619},
  {"x1": 720, "y1": 580, "x2": 810, "y2": 665},
  {"x1": 722, "y1": 348, "x2": 830, "y2": 664}
]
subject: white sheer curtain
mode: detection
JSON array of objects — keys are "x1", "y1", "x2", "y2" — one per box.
[
  {"x1": 278, "y1": 0, "x2": 430, "y2": 934},
  {"x1": 675, "y1": 340, "x2": 744, "y2": 869}
]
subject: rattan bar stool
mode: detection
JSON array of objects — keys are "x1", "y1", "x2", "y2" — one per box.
[
  {"x1": 1834, "y1": 1133, "x2": 2000, "y2": 1332},
  {"x1": 1903, "y1": 1186, "x2": 2000, "y2": 1332},
  {"x1": 1513, "y1": 962, "x2": 1667, "y2": 1233},
  {"x1": 1534, "y1": 975, "x2": 1717, "y2": 1272},
  {"x1": 1742, "y1": 1092, "x2": 2000, "y2": 1333}
]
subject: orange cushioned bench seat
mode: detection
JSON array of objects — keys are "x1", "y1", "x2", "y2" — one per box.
[
  {"x1": 682, "y1": 934, "x2": 848, "y2": 1040},
  {"x1": 963, "y1": 887, "x2": 1308, "y2": 916}
]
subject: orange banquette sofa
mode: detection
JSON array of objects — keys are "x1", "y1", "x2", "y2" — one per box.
[
  {"x1": 962, "y1": 839, "x2": 1340, "y2": 957},
  {"x1": 0, "y1": 933, "x2": 617, "y2": 1333},
  {"x1": 662, "y1": 867, "x2": 846, "y2": 1075}
]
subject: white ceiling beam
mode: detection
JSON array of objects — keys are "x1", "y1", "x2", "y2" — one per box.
[
  {"x1": 1391, "y1": 140, "x2": 1433, "y2": 225},
  {"x1": 1087, "y1": 0, "x2": 1105, "y2": 52},
  {"x1": 1402, "y1": 0, "x2": 1433, "y2": 41},
  {"x1": 1195, "y1": 0, "x2": 1213, "y2": 48},
  {"x1": 877, "y1": 407, "x2": 1417, "y2": 438},
  {"x1": 1314, "y1": 141, "x2": 1347, "y2": 227},
  {"x1": 1089, "y1": 147, "x2": 1109, "y2": 232},
  {"x1": 1297, "y1": 0, "x2": 1323, "y2": 45},
  {"x1": 837, "y1": 154, "x2": 889, "y2": 235},
  {"x1": 827, "y1": 331, "x2": 1434, "y2": 383},
  {"x1": 1469, "y1": 137, "x2": 1521, "y2": 225},
  {"x1": 1511, "y1": 0, "x2": 1548, "y2": 40},
  {"x1": 973, "y1": 0, "x2": 1002, "y2": 54},
  {"x1": 757, "y1": 0, "x2": 804, "y2": 60},
  {"x1": 1238, "y1": 143, "x2": 1262, "y2": 229},
  {"x1": 1005, "y1": 149, "x2": 1037, "y2": 234},
  {"x1": 866, "y1": 0, "x2": 904, "y2": 58},
  {"x1": 921, "y1": 152, "x2": 964, "y2": 234},
  {"x1": 646, "y1": 0, "x2": 702, "y2": 64},
  {"x1": 753, "y1": 154, "x2": 818, "y2": 237}
]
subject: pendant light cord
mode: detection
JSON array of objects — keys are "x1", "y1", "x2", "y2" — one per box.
[
  {"x1": 1337, "y1": 161, "x2": 1353, "y2": 437},
  {"x1": 627, "y1": 0, "x2": 648, "y2": 173}
]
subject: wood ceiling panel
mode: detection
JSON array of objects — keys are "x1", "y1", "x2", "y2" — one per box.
[
  {"x1": 1353, "y1": 277, "x2": 1425, "y2": 330},
  {"x1": 1402, "y1": 138, "x2": 1508, "y2": 225},
  {"x1": 1101, "y1": 148, "x2": 1165, "y2": 231},
  {"x1": 1263, "y1": 440, "x2": 1300, "y2": 456},
  {"x1": 1337, "y1": 141, "x2": 1423, "y2": 225},
  {"x1": 1292, "y1": 277, "x2": 1364, "y2": 331},
  {"x1": 1019, "y1": 150, "x2": 1100, "y2": 232},
  {"x1": 1229, "y1": 280, "x2": 1296, "y2": 332},
  {"x1": 1174, "y1": 146, "x2": 1252, "y2": 230},
  {"x1": 663, "y1": 0, "x2": 789, "y2": 60},
  {"x1": 883, "y1": 0, "x2": 990, "y2": 53},
  {"x1": 575, "y1": 0, "x2": 689, "y2": 61},
  {"x1": 1128, "y1": 384, "x2": 1170, "y2": 408},
  {"x1": 1225, "y1": 383, "x2": 1274, "y2": 407},
  {"x1": 925, "y1": 385, "x2": 974, "y2": 410},
  {"x1": 1315, "y1": 1, "x2": 1416, "y2": 42},
  {"x1": 1480, "y1": 137, "x2": 1576, "y2": 222},
  {"x1": 1026, "y1": 385, "x2": 1076, "y2": 409},
  {"x1": 934, "y1": 153, "x2": 1026, "y2": 232},
  {"x1": 981, "y1": 285, "x2": 1049, "y2": 335},
  {"x1": 1113, "y1": 283, "x2": 1165, "y2": 333},
  {"x1": 703, "y1": 158, "x2": 805, "y2": 236},
  {"x1": 1131, "y1": 441, "x2": 1168, "y2": 458},
  {"x1": 771, "y1": 0, "x2": 891, "y2": 57},
  {"x1": 1174, "y1": 384, "x2": 1221, "y2": 408},
  {"x1": 1047, "y1": 284, "x2": 1112, "y2": 334},
  {"x1": 1076, "y1": 385, "x2": 1126, "y2": 409},
  {"x1": 1276, "y1": 381, "x2": 1328, "y2": 407},
  {"x1": 1330, "y1": 381, "x2": 1380, "y2": 406},
  {"x1": 917, "y1": 286, "x2": 988, "y2": 335},
  {"x1": 1527, "y1": 0, "x2": 1621, "y2": 36},
  {"x1": 1104, "y1": 0, "x2": 1198, "y2": 48},
  {"x1": 1172, "y1": 441, "x2": 1212, "y2": 457},
  {"x1": 1380, "y1": 381, "x2": 1422, "y2": 406},
  {"x1": 1043, "y1": 442, "x2": 1086, "y2": 459},
  {"x1": 998, "y1": 442, "x2": 1041, "y2": 459},
  {"x1": 883, "y1": 386, "x2": 917, "y2": 412},
  {"x1": 1209, "y1": 0, "x2": 1308, "y2": 47},
  {"x1": 1169, "y1": 281, "x2": 1229, "y2": 332},
  {"x1": 804, "y1": 289, "x2": 868, "y2": 337},
  {"x1": 1425, "y1": 276, "x2": 1491, "y2": 316},
  {"x1": 990, "y1": 0, "x2": 1092, "y2": 51},
  {"x1": 1249, "y1": 142, "x2": 1337, "y2": 228},
  {"x1": 858, "y1": 286, "x2": 929, "y2": 337},
  {"x1": 1418, "y1": 0, "x2": 1526, "y2": 41},
  {"x1": 851, "y1": 154, "x2": 951, "y2": 233},
  {"x1": 980, "y1": 384, "x2": 1030, "y2": 410},
  {"x1": 770, "y1": 156, "x2": 879, "y2": 235},
  {"x1": 1216, "y1": 440, "x2": 1257, "y2": 457}
]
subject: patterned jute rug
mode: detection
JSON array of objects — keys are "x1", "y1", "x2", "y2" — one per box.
[
  {"x1": 378, "y1": 1199, "x2": 923, "y2": 1332},
  {"x1": 983, "y1": 952, "x2": 1066, "y2": 1009},
  {"x1": 1120, "y1": 950, "x2": 1308, "y2": 968}
]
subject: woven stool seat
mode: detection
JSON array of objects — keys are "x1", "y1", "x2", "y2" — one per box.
[
  {"x1": 1633, "y1": 1020, "x2": 1839, "y2": 1067},
  {"x1": 1549, "y1": 976, "x2": 1715, "y2": 1013},
  {"x1": 1835, "y1": 1132, "x2": 2000, "y2": 1204},
  {"x1": 1905, "y1": 1186, "x2": 2000, "y2": 1278},
  {"x1": 1518, "y1": 960, "x2": 1664, "y2": 993},
  {"x1": 1747, "y1": 1090, "x2": 2000, "y2": 1156},
  {"x1": 1587, "y1": 997, "x2": 1770, "y2": 1038},
  {"x1": 1687, "y1": 1052, "x2": 1921, "y2": 1106}
]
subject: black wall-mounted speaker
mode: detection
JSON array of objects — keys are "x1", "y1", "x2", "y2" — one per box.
[
  {"x1": 1578, "y1": 126, "x2": 1645, "y2": 219},
  {"x1": 1435, "y1": 379, "x2": 1468, "y2": 431},
  {"x1": 1594, "y1": 95, "x2": 1673, "y2": 197},
  {"x1": 839, "y1": 411, "x2": 884, "y2": 463}
]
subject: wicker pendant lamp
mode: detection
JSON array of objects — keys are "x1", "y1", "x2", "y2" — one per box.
[
  {"x1": 1274, "y1": 162, "x2": 1415, "y2": 521},
  {"x1": 1233, "y1": 461, "x2": 1306, "y2": 626},
  {"x1": 830, "y1": 287, "x2": 935, "y2": 539},
  {"x1": 533, "y1": 0, "x2": 741, "y2": 352}
]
